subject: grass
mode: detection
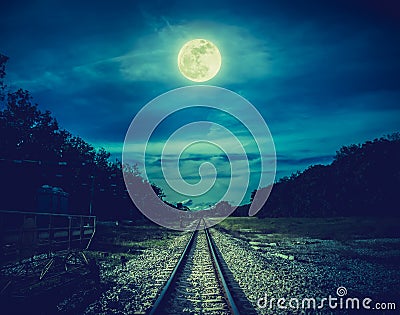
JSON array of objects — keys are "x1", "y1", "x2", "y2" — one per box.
[
  {"x1": 90, "y1": 221, "x2": 181, "y2": 254},
  {"x1": 217, "y1": 216, "x2": 400, "y2": 240}
]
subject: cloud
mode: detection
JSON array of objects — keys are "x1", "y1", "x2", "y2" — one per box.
[
  {"x1": 278, "y1": 155, "x2": 334, "y2": 167},
  {"x1": 180, "y1": 199, "x2": 193, "y2": 207},
  {"x1": 2, "y1": 0, "x2": 399, "y2": 209}
]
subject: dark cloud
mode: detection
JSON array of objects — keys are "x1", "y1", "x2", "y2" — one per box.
[
  {"x1": 278, "y1": 155, "x2": 334, "y2": 166},
  {"x1": 1, "y1": 0, "x2": 399, "y2": 207}
]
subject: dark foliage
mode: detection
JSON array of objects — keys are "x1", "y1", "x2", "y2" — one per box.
[
  {"x1": 0, "y1": 54, "x2": 164, "y2": 220},
  {"x1": 255, "y1": 133, "x2": 400, "y2": 217},
  {"x1": 2, "y1": 53, "x2": 398, "y2": 219}
]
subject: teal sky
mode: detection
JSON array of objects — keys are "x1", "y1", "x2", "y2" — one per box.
[{"x1": 1, "y1": 0, "x2": 400, "y2": 208}]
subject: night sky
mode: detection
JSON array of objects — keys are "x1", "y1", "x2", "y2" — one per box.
[{"x1": 1, "y1": 0, "x2": 400, "y2": 208}]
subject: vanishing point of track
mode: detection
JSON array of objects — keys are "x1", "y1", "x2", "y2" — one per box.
[{"x1": 148, "y1": 219, "x2": 241, "y2": 315}]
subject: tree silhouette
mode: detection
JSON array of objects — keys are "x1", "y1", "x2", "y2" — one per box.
[
  {"x1": 254, "y1": 133, "x2": 400, "y2": 218},
  {"x1": 0, "y1": 54, "x2": 166, "y2": 220}
]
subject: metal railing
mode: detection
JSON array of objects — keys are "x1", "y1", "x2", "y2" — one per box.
[{"x1": 0, "y1": 210, "x2": 96, "y2": 266}]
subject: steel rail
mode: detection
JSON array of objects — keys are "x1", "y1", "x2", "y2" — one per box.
[
  {"x1": 148, "y1": 219, "x2": 240, "y2": 315},
  {"x1": 205, "y1": 227, "x2": 241, "y2": 315},
  {"x1": 148, "y1": 226, "x2": 199, "y2": 315}
]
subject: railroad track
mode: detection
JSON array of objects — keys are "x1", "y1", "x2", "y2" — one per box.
[{"x1": 148, "y1": 219, "x2": 242, "y2": 315}]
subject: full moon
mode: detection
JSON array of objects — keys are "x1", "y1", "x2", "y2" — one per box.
[{"x1": 178, "y1": 39, "x2": 222, "y2": 82}]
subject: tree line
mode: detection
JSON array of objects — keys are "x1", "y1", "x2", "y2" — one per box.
[
  {"x1": 249, "y1": 133, "x2": 400, "y2": 217},
  {"x1": 0, "y1": 54, "x2": 163, "y2": 220},
  {"x1": 2, "y1": 53, "x2": 398, "y2": 219}
]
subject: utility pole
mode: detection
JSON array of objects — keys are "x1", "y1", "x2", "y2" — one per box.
[{"x1": 89, "y1": 175, "x2": 95, "y2": 216}]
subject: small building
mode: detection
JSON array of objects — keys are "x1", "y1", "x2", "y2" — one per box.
[
  {"x1": 37, "y1": 185, "x2": 69, "y2": 214},
  {"x1": 176, "y1": 202, "x2": 190, "y2": 211}
]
